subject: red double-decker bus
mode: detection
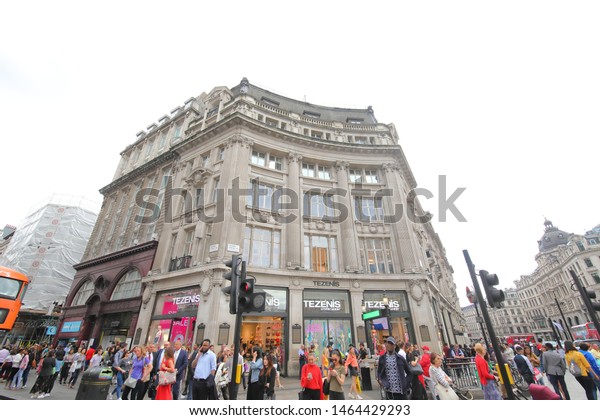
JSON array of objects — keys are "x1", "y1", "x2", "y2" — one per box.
[
  {"x1": 504, "y1": 334, "x2": 535, "y2": 346},
  {"x1": 571, "y1": 323, "x2": 600, "y2": 340},
  {"x1": 0, "y1": 266, "x2": 29, "y2": 331}
]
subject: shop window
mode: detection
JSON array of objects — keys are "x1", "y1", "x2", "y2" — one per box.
[
  {"x1": 303, "y1": 235, "x2": 338, "y2": 272},
  {"x1": 359, "y1": 238, "x2": 394, "y2": 273},
  {"x1": 71, "y1": 279, "x2": 95, "y2": 306},
  {"x1": 111, "y1": 269, "x2": 142, "y2": 301},
  {"x1": 243, "y1": 226, "x2": 280, "y2": 269}
]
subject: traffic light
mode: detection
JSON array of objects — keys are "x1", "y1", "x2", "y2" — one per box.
[
  {"x1": 479, "y1": 270, "x2": 505, "y2": 309},
  {"x1": 223, "y1": 254, "x2": 241, "y2": 315},
  {"x1": 584, "y1": 288, "x2": 600, "y2": 312},
  {"x1": 238, "y1": 261, "x2": 266, "y2": 313}
]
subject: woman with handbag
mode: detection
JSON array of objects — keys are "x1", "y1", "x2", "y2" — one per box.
[
  {"x1": 122, "y1": 346, "x2": 151, "y2": 400},
  {"x1": 259, "y1": 353, "x2": 277, "y2": 400},
  {"x1": 408, "y1": 352, "x2": 427, "y2": 400},
  {"x1": 59, "y1": 348, "x2": 74, "y2": 385},
  {"x1": 429, "y1": 352, "x2": 459, "y2": 400},
  {"x1": 156, "y1": 346, "x2": 176, "y2": 400},
  {"x1": 68, "y1": 348, "x2": 86, "y2": 389}
]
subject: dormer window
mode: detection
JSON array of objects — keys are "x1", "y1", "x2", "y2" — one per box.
[
  {"x1": 303, "y1": 110, "x2": 321, "y2": 118},
  {"x1": 261, "y1": 97, "x2": 280, "y2": 107}
]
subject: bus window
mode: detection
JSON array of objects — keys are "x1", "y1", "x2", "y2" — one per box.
[{"x1": 0, "y1": 277, "x2": 23, "y2": 300}]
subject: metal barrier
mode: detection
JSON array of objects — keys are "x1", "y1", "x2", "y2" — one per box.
[{"x1": 442, "y1": 357, "x2": 481, "y2": 389}]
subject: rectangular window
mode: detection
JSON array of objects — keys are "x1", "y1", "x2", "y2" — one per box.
[
  {"x1": 248, "y1": 180, "x2": 275, "y2": 211},
  {"x1": 212, "y1": 177, "x2": 220, "y2": 203},
  {"x1": 201, "y1": 154, "x2": 210, "y2": 168},
  {"x1": 584, "y1": 258, "x2": 594, "y2": 268},
  {"x1": 303, "y1": 192, "x2": 334, "y2": 219},
  {"x1": 218, "y1": 146, "x2": 225, "y2": 161},
  {"x1": 251, "y1": 151, "x2": 266, "y2": 166},
  {"x1": 243, "y1": 226, "x2": 280, "y2": 269},
  {"x1": 349, "y1": 168, "x2": 379, "y2": 184},
  {"x1": 268, "y1": 155, "x2": 283, "y2": 171},
  {"x1": 303, "y1": 235, "x2": 338, "y2": 272},
  {"x1": 317, "y1": 165, "x2": 331, "y2": 180},
  {"x1": 592, "y1": 273, "x2": 600, "y2": 284},
  {"x1": 265, "y1": 117, "x2": 278, "y2": 127},
  {"x1": 145, "y1": 139, "x2": 155, "y2": 158},
  {"x1": 354, "y1": 196, "x2": 384, "y2": 222},
  {"x1": 173, "y1": 122, "x2": 183, "y2": 139},
  {"x1": 183, "y1": 230, "x2": 194, "y2": 257},
  {"x1": 576, "y1": 241, "x2": 585, "y2": 251},
  {"x1": 158, "y1": 132, "x2": 167, "y2": 150},
  {"x1": 359, "y1": 238, "x2": 394, "y2": 274},
  {"x1": 261, "y1": 97, "x2": 280, "y2": 107},
  {"x1": 301, "y1": 163, "x2": 315, "y2": 178},
  {"x1": 195, "y1": 188, "x2": 204, "y2": 208},
  {"x1": 349, "y1": 169, "x2": 361, "y2": 183},
  {"x1": 364, "y1": 170, "x2": 379, "y2": 183}
]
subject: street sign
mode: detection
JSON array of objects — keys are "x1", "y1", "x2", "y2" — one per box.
[
  {"x1": 362, "y1": 309, "x2": 386, "y2": 321},
  {"x1": 466, "y1": 286, "x2": 477, "y2": 304}
]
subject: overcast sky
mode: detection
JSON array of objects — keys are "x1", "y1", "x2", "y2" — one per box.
[{"x1": 2, "y1": 1, "x2": 598, "y2": 306}]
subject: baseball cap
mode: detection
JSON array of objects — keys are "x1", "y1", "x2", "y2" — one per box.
[
  {"x1": 385, "y1": 337, "x2": 396, "y2": 345},
  {"x1": 422, "y1": 345, "x2": 430, "y2": 351},
  {"x1": 514, "y1": 345, "x2": 523, "y2": 351}
]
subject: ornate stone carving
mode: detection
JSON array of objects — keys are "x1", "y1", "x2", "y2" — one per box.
[
  {"x1": 185, "y1": 167, "x2": 213, "y2": 187},
  {"x1": 287, "y1": 152, "x2": 302, "y2": 164},
  {"x1": 141, "y1": 281, "x2": 154, "y2": 309},
  {"x1": 225, "y1": 134, "x2": 254, "y2": 149},
  {"x1": 352, "y1": 281, "x2": 361, "y2": 289},
  {"x1": 409, "y1": 279, "x2": 425, "y2": 306},
  {"x1": 382, "y1": 162, "x2": 401, "y2": 173},
  {"x1": 335, "y1": 161, "x2": 349, "y2": 172},
  {"x1": 199, "y1": 269, "x2": 218, "y2": 301}
]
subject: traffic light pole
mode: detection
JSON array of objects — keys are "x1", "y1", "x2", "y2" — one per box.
[
  {"x1": 569, "y1": 269, "x2": 600, "y2": 339},
  {"x1": 473, "y1": 302, "x2": 492, "y2": 356},
  {"x1": 463, "y1": 250, "x2": 515, "y2": 400},
  {"x1": 553, "y1": 296, "x2": 574, "y2": 341},
  {"x1": 229, "y1": 310, "x2": 243, "y2": 400}
]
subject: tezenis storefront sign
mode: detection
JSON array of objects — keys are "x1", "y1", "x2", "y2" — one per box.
[{"x1": 303, "y1": 299, "x2": 344, "y2": 313}]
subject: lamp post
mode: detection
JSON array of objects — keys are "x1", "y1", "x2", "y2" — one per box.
[{"x1": 382, "y1": 292, "x2": 393, "y2": 337}]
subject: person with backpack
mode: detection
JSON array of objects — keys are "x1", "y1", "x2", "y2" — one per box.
[{"x1": 564, "y1": 340, "x2": 597, "y2": 400}]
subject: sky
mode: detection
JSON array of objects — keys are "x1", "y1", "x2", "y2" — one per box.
[{"x1": 1, "y1": 1, "x2": 599, "y2": 307}]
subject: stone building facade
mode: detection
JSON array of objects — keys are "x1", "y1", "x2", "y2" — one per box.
[{"x1": 60, "y1": 78, "x2": 466, "y2": 374}]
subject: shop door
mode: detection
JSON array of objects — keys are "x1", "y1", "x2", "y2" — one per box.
[
  {"x1": 168, "y1": 317, "x2": 196, "y2": 348},
  {"x1": 304, "y1": 319, "x2": 353, "y2": 356}
]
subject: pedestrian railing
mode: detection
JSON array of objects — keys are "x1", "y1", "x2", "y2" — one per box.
[{"x1": 443, "y1": 357, "x2": 482, "y2": 389}]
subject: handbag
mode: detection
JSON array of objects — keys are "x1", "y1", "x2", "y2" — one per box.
[
  {"x1": 298, "y1": 388, "x2": 305, "y2": 400},
  {"x1": 435, "y1": 383, "x2": 459, "y2": 400},
  {"x1": 323, "y1": 379, "x2": 330, "y2": 396},
  {"x1": 124, "y1": 375, "x2": 138, "y2": 388},
  {"x1": 141, "y1": 363, "x2": 153, "y2": 382},
  {"x1": 158, "y1": 369, "x2": 177, "y2": 385},
  {"x1": 411, "y1": 362, "x2": 424, "y2": 375}
]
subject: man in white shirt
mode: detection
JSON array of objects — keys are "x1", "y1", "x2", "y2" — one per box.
[{"x1": 191, "y1": 339, "x2": 216, "y2": 400}]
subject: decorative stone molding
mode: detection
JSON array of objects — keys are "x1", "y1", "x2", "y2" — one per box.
[
  {"x1": 352, "y1": 281, "x2": 361, "y2": 289},
  {"x1": 200, "y1": 269, "x2": 218, "y2": 302},
  {"x1": 409, "y1": 279, "x2": 425, "y2": 306},
  {"x1": 225, "y1": 134, "x2": 254, "y2": 149},
  {"x1": 382, "y1": 162, "x2": 401, "y2": 173},
  {"x1": 315, "y1": 221, "x2": 326, "y2": 231},
  {"x1": 335, "y1": 161, "x2": 349, "y2": 173},
  {"x1": 287, "y1": 152, "x2": 302, "y2": 164},
  {"x1": 185, "y1": 167, "x2": 214, "y2": 188},
  {"x1": 141, "y1": 281, "x2": 154, "y2": 309}
]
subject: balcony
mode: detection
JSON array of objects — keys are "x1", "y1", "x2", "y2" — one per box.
[{"x1": 169, "y1": 255, "x2": 192, "y2": 272}]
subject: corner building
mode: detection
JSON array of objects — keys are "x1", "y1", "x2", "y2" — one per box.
[{"x1": 71, "y1": 78, "x2": 465, "y2": 375}]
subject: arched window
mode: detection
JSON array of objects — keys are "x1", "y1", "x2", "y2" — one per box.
[
  {"x1": 72, "y1": 279, "x2": 95, "y2": 306},
  {"x1": 111, "y1": 269, "x2": 142, "y2": 301},
  {"x1": 567, "y1": 317, "x2": 573, "y2": 327},
  {"x1": 574, "y1": 316, "x2": 580, "y2": 325}
]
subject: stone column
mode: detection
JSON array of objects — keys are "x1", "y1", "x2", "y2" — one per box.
[
  {"x1": 335, "y1": 161, "x2": 360, "y2": 272},
  {"x1": 286, "y1": 153, "x2": 302, "y2": 269},
  {"x1": 382, "y1": 162, "x2": 419, "y2": 272}
]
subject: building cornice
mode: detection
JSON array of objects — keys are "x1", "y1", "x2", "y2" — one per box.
[
  {"x1": 100, "y1": 151, "x2": 178, "y2": 195},
  {"x1": 74, "y1": 240, "x2": 158, "y2": 270}
]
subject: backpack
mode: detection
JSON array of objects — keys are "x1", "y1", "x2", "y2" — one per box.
[{"x1": 568, "y1": 359, "x2": 582, "y2": 377}]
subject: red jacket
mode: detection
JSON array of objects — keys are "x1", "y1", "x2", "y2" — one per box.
[
  {"x1": 475, "y1": 354, "x2": 495, "y2": 385},
  {"x1": 300, "y1": 363, "x2": 324, "y2": 399},
  {"x1": 420, "y1": 353, "x2": 431, "y2": 377},
  {"x1": 85, "y1": 348, "x2": 95, "y2": 361}
]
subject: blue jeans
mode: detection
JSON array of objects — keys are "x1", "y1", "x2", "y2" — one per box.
[
  {"x1": 111, "y1": 372, "x2": 124, "y2": 398},
  {"x1": 21, "y1": 366, "x2": 31, "y2": 387}
]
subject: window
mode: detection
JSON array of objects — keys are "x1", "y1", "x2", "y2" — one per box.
[
  {"x1": 251, "y1": 151, "x2": 266, "y2": 166},
  {"x1": 354, "y1": 196, "x2": 384, "y2": 222},
  {"x1": 195, "y1": 188, "x2": 204, "y2": 208},
  {"x1": 201, "y1": 154, "x2": 210, "y2": 168},
  {"x1": 359, "y1": 238, "x2": 394, "y2": 274},
  {"x1": 217, "y1": 146, "x2": 225, "y2": 161},
  {"x1": 72, "y1": 279, "x2": 95, "y2": 306},
  {"x1": 346, "y1": 118, "x2": 363, "y2": 124},
  {"x1": 584, "y1": 258, "x2": 594, "y2": 268},
  {"x1": 172, "y1": 122, "x2": 183, "y2": 139},
  {"x1": 247, "y1": 179, "x2": 276, "y2": 211},
  {"x1": 303, "y1": 235, "x2": 338, "y2": 272},
  {"x1": 268, "y1": 155, "x2": 283, "y2": 171},
  {"x1": 261, "y1": 97, "x2": 280, "y2": 107},
  {"x1": 183, "y1": 230, "x2": 194, "y2": 257},
  {"x1": 592, "y1": 273, "x2": 600, "y2": 284},
  {"x1": 158, "y1": 132, "x2": 167, "y2": 150},
  {"x1": 349, "y1": 168, "x2": 379, "y2": 184},
  {"x1": 111, "y1": 269, "x2": 142, "y2": 301},
  {"x1": 145, "y1": 139, "x2": 154, "y2": 158},
  {"x1": 243, "y1": 226, "x2": 280, "y2": 268},
  {"x1": 303, "y1": 192, "x2": 335, "y2": 219},
  {"x1": 250, "y1": 150, "x2": 283, "y2": 171},
  {"x1": 302, "y1": 163, "x2": 330, "y2": 179},
  {"x1": 265, "y1": 117, "x2": 278, "y2": 127},
  {"x1": 212, "y1": 177, "x2": 220, "y2": 203},
  {"x1": 303, "y1": 111, "x2": 321, "y2": 118},
  {"x1": 589, "y1": 238, "x2": 599, "y2": 245},
  {"x1": 576, "y1": 241, "x2": 585, "y2": 251}
]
